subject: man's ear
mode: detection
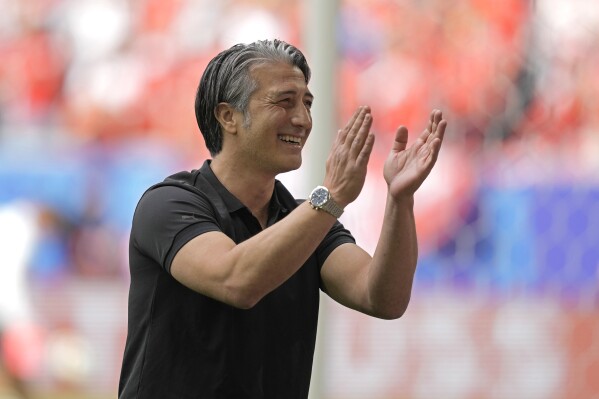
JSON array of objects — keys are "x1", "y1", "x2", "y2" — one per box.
[{"x1": 214, "y1": 103, "x2": 239, "y2": 135}]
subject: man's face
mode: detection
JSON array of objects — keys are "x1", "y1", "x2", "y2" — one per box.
[{"x1": 235, "y1": 61, "x2": 313, "y2": 175}]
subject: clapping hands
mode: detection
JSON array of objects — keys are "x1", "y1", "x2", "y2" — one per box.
[{"x1": 383, "y1": 109, "x2": 447, "y2": 201}]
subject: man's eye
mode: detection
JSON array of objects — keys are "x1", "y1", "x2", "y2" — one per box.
[{"x1": 305, "y1": 101, "x2": 313, "y2": 110}]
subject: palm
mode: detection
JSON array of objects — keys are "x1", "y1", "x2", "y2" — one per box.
[{"x1": 384, "y1": 110, "x2": 446, "y2": 199}]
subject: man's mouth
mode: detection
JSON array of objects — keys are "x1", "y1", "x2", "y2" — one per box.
[{"x1": 278, "y1": 135, "x2": 302, "y2": 146}]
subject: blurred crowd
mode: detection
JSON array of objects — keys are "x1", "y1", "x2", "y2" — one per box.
[
  {"x1": 0, "y1": 0, "x2": 598, "y2": 395},
  {"x1": 0, "y1": 0, "x2": 305, "y2": 158},
  {"x1": 0, "y1": 0, "x2": 597, "y2": 156}
]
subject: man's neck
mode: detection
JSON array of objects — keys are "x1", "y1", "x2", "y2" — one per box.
[{"x1": 210, "y1": 156, "x2": 275, "y2": 224}]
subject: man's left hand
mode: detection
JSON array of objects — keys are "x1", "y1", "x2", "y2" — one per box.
[{"x1": 383, "y1": 109, "x2": 447, "y2": 201}]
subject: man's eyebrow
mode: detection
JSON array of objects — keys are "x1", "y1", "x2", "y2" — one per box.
[{"x1": 273, "y1": 89, "x2": 314, "y2": 99}]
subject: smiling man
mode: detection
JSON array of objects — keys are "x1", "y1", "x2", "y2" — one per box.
[{"x1": 118, "y1": 39, "x2": 446, "y2": 399}]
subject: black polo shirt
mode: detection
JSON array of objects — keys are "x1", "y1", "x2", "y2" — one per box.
[{"x1": 119, "y1": 160, "x2": 355, "y2": 399}]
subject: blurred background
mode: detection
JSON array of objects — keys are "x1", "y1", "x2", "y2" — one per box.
[{"x1": 0, "y1": 0, "x2": 598, "y2": 398}]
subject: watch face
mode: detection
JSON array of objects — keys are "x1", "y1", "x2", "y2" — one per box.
[{"x1": 310, "y1": 187, "x2": 329, "y2": 207}]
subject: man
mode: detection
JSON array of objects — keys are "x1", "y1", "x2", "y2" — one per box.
[{"x1": 119, "y1": 39, "x2": 446, "y2": 398}]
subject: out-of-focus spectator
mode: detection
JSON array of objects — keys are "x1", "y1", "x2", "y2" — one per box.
[
  {"x1": 27, "y1": 205, "x2": 72, "y2": 281},
  {"x1": 0, "y1": 0, "x2": 66, "y2": 128},
  {"x1": 0, "y1": 201, "x2": 45, "y2": 398},
  {"x1": 510, "y1": 0, "x2": 599, "y2": 181},
  {"x1": 69, "y1": 180, "x2": 124, "y2": 278}
]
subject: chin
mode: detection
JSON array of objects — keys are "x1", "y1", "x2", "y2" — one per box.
[
  {"x1": 276, "y1": 159, "x2": 302, "y2": 175},
  {"x1": 289, "y1": 156, "x2": 303, "y2": 171}
]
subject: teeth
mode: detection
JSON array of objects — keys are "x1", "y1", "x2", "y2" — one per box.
[{"x1": 279, "y1": 135, "x2": 301, "y2": 145}]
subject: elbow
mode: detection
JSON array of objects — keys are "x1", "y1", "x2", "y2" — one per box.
[
  {"x1": 218, "y1": 268, "x2": 269, "y2": 309},
  {"x1": 377, "y1": 304, "x2": 408, "y2": 320},
  {"x1": 224, "y1": 286, "x2": 265, "y2": 310},
  {"x1": 371, "y1": 296, "x2": 411, "y2": 320},
  {"x1": 230, "y1": 296, "x2": 260, "y2": 310}
]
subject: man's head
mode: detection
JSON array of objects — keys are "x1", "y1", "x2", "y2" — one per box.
[{"x1": 195, "y1": 39, "x2": 311, "y2": 156}]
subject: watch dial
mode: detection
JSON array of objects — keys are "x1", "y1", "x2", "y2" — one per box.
[{"x1": 311, "y1": 187, "x2": 328, "y2": 207}]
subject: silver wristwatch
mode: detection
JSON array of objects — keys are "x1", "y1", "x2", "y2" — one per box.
[{"x1": 309, "y1": 186, "x2": 344, "y2": 218}]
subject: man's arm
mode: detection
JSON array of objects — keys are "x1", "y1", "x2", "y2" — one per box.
[
  {"x1": 171, "y1": 106, "x2": 375, "y2": 308},
  {"x1": 321, "y1": 110, "x2": 447, "y2": 319}
]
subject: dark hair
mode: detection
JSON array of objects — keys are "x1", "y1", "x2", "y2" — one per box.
[{"x1": 195, "y1": 39, "x2": 311, "y2": 156}]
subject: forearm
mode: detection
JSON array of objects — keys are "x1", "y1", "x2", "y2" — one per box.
[
  {"x1": 367, "y1": 194, "x2": 418, "y2": 318},
  {"x1": 222, "y1": 201, "x2": 336, "y2": 307},
  {"x1": 320, "y1": 109, "x2": 445, "y2": 318}
]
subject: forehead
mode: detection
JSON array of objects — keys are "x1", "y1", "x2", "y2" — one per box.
[{"x1": 249, "y1": 62, "x2": 311, "y2": 96}]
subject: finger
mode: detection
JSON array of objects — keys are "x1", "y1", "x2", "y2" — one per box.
[
  {"x1": 338, "y1": 108, "x2": 360, "y2": 144},
  {"x1": 349, "y1": 113, "x2": 373, "y2": 157},
  {"x1": 413, "y1": 110, "x2": 436, "y2": 147},
  {"x1": 423, "y1": 137, "x2": 443, "y2": 167},
  {"x1": 356, "y1": 133, "x2": 375, "y2": 167},
  {"x1": 423, "y1": 109, "x2": 438, "y2": 143},
  {"x1": 426, "y1": 113, "x2": 446, "y2": 148},
  {"x1": 420, "y1": 118, "x2": 446, "y2": 160},
  {"x1": 416, "y1": 125, "x2": 430, "y2": 146},
  {"x1": 345, "y1": 107, "x2": 369, "y2": 147},
  {"x1": 424, "y1": 109, "x2": 445, "y2": 145},
  {"x1": 429, "y1": 109, "x2": 436, "y2": 128},
  {"x1": 391, "y1": 126, "x2": 409, "y2": 152},
  {"x1": 340, "y1": 106, "x2": 366, "y2": 144},
  {"x1": 434, "y1": 119, "x2": 447, "y2": 144},
  {"x1": 334, "y1": 129, "x2": 344, "y2": 146},
  {"x1": 433, "y1": 109, "x2": 443, "y2": 125},
  {"x1": 423, "y1": 115, "x2": 446, "y2": 166}
]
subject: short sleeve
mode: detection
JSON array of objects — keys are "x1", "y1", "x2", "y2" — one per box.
[
  {"x1": 314, "y1": 220, "x2": 355, "y2": 267},
  {"x1": 131, "y1": 185, "x2": 221, "y2": 273}
]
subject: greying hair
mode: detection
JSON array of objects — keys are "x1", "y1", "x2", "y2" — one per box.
[{"x1": 195, "y1": 39, "x2": 311, "y2": 156}]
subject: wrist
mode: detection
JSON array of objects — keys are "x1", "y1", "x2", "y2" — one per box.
[
  {"x1": 322, "y1": 183, "x2": 350, "y2": 209},
  {"x1": 388, "y1": 193, "x2": 415, "y2": 208},
  {"x1": 327, "y1": 191, "x2": 349, "y2": 209},
  {"x1": 309, "y1": 186, "x2": 345, "y2": 218}
]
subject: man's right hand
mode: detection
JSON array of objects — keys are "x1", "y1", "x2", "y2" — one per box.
[{"x1": 323, "y1": 106, "x2": 375, "y2": 208}]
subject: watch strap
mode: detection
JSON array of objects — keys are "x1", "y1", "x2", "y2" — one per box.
[
  {"x1": 321, "y1": 199, "x2": 344, "y2": 218},
  {"x1": 317, "y1": 197, "x2": 343, "y2": 219},
  {"x1": 309, "y1": 185, "x2": 344, "y2": 218}
]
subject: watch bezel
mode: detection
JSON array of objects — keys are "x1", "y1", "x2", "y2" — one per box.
[{"x1": 309, "y1": 186, "x2": 330, "y2": 208}]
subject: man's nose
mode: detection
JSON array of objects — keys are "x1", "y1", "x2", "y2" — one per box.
[{"x1": 291, "y1": 104, "x2": 312, "y2": 129}]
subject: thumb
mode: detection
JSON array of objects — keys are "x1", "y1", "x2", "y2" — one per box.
[{"x1": 392, "y1": 126, "x2": 409, "y2": 153}]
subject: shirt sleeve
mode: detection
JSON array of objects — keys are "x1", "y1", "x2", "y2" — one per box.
[
  {"x1": 314, "y1": 220, "x2": 356, "y2": 268},
  {"x1": 130, "y1": 185, "x2": 221, "y2": 273},
  {"x1": 291, "y1": 199, "x2": 355, "y2": 267}
]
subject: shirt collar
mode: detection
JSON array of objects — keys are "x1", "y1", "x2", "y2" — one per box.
[{"x1": 197, "y1": 160, "x2": 289, "y2": 215}]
